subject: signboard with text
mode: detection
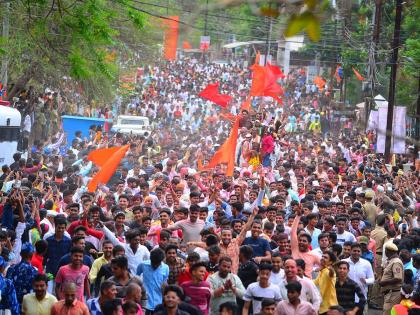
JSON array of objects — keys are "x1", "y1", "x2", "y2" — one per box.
[{"x1": 200, "y1": 36, "x2": 210, "y2": 51}]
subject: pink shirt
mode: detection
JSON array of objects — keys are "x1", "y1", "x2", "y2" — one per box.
[
  {"x1": 291, "y1": 215, "x2": 321, "y2": 278},
  {"x1": 122, "y1": 299, "x2": 143, "y2": 315},
  {"x1": 275, "y1": 300, "x2": 317, "y2": 315},
  {"x1": 55, "y1": 264, "x2": 90, "y2": 302},
  {"x1": 147, "y1": 225, "x2": 178, "y2": 246}
]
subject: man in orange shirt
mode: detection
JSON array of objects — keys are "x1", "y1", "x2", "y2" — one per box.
[
  {"x1": 51, "y1": 282, "x2": 89, "y2": 315},
  {"x1": 219, "y1": 207, "x2": 258, "y2": 274},
  {"x1": 290, "y1": 207, "x2": 321, "y2": 278}
]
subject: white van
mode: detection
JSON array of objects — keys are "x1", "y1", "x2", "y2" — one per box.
[
  {"x1": 111, "y1": 115, "x2": 151, "y2": 136},
  {"x1": 0, "y1": 105, "x2": 21, "y2": 165}
]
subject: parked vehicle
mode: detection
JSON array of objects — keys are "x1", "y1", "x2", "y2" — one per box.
[
  {"x1": 0, "y1": 105, "x2": 21, "y2": 165},
  {"x1": 111, "y1": 115, "x2": 151, "y2": 136}
]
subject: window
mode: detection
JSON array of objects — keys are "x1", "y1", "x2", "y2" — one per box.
[
  {"x1": 120, "y1": 119, "x2": 146, "y2": 125},
  {"x1": 0, "y1": 127, "x2": 20, "y2": 142}
]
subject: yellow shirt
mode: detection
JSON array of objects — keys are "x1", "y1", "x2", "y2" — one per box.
[
  {"x1": 313, "y1": 267, "x2": 338, "y2": 313},
  {"x1": 89, "y1": 255, "x2": 110, "y2": 283},
  {"x1": 22, "y1": 293, "x2": 57, "y2": 315}
]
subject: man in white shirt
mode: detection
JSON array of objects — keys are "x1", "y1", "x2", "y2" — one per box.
[
  {"x1": 335, "y1": 217, "x2": 356, "y2": 245},
  {"x1": 331, "y1": 185, "x2": 347, "y2": 203},
  {"x1": 310, "y1": 233, "x2": 330, "y2": 259},
  {"x1": 343, "y1": 243, "x2": 374, "y2": 299},
  {"x1": 100, "y1": 223, "x2": 150, "y2": 274},
  {"x1": 242, "y1": 263, "x2": 282, "y2": 315},
  {"x1": 269, "y1": 253, "x2": 285, "y2": 286},
  {"x1": 277, "y1": 259, "x2": 321, "y2": 313}
]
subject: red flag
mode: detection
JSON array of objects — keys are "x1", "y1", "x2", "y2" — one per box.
[
  {"x1": 267, "y1": 62, "x2": 285, "y2": 79},
  {"x1": 250, "y1": 64, "x2": 284, "y2": 103},
  {"x1": 198, "y1": 82, "x2": 233, "y2": 108},
  {"x1": 203, "y1": 117, "x2": 239, "y2": 176},
  {"x1": 87, "y1": 145, "x2": 130, "y2": 192},
  {"x1": 352, "y1": 67, "x2": 365, "y2": 81}
]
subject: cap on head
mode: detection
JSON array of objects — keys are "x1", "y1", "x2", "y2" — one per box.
[
  {"x1": 365, "y1": 191, "x2": 374, "y2": 199},
  {"x1": 385, "y1": 242, "x2": 398, "y2": 252},
  {"x1": 47, "y1": 210, "x2": 57, "y2": 217},
  {"x1": 21, "y1": 242, "x2": 35, "y2": 254},
  {"x1": 358, "y1": 236, "x2": 369, "y2": 245},
  {"x1": 114, "y1": 211, "x2": 126, "y2": 219}
]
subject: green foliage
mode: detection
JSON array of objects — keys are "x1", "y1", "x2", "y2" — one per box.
[
  {"x1": 397, "y1": 3, "x2": 420, "y2": 113},
  {"x1": 285, "y1": 12, "x2": 321, "y2": 42},
  {"x1": 1, "y1": 0, "x2": 152, "y2": 101}
]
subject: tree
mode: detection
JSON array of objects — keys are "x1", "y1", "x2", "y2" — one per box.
[{"x1": 0, "y1": 0, "x2": 156, "y2": 102}]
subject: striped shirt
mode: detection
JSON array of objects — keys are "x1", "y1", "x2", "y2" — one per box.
[
  {"x1": 180, "y1": 281, "x2": 211, "y2": 315},
  {"x1": 335, "y1": 277, "x2": 366, "y2": 312}
]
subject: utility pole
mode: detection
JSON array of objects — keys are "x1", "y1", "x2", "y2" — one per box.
[
  {"x1": 204, "y1": 0, "x2": 209, "y2": 36},
  {"x1": 264, "y1": 17, "x2": 273, "y2": 65},
  {"x1": 364, "y1": 0, "x2": 382, "y2": 129},
  {"x1": 372, "y1": 0, "x2": 382, "y2": 48},
  {"x1": 1, "y1": 1, "x2": 10, "y2": 91},
  {"x1": 384, "y1": 0, "x2": 403, "y2": 162}
]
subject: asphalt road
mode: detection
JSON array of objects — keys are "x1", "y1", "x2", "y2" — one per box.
[{"x1": 369, "y1": 309, "x2": 382, "y2": 315}]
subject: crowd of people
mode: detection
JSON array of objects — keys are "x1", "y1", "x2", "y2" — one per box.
[{"x1": 0, "y1": 57, "x2": 419, "y2": 315}]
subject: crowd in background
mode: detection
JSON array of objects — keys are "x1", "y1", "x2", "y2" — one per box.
[{"x1": 0, "y1": 58, "x2": 419, "y2": 315}]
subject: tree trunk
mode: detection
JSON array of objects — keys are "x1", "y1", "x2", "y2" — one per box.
[{"x1": 6, "y1": 65, "x2": 37, "y2": 101}]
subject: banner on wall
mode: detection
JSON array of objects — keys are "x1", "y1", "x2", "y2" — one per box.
[
  {"x1": 163, "y1": 16, "x2": 179, "y2": 61},
  {"x1": 366, "y1": 110, "x2": 378, "y2": 132},
  {"x1": 200, "y1": 36, "x2": 210, "y2": 51},
  {"x1": 376, "y1": 106, "x2": 406, "y2": 154}
]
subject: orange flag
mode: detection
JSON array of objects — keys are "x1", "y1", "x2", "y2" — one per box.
[
  {"x1": 87, "y1": 145, "x2": 130, "y2": 192},
  {"x1": 313, "y1": 76, "x2": 326, "y2": 91},
  {"x1": 203, "y1": 117, "x2": 239, "y2": 176},
  {"x1": 352, "y1": 67, "x2": 365, "y2": 81},
  {"x1": 163, "y1": 16, "x2": 179, "y2": 61},
  {"x1": 182, "y1": 41, "x2": 192, "y2": 49},
  {"x1": 240, "y1": 97, "x2": 252, "y2": 111},
  {"x1": 254, "y1": 51, "x2": 261, "y2": 65},
  {"x1": 249, "y1": 64, "x2": 266, "y2": 96},
  {"x1": 220, "y1": 112, "x2": 236, "y2": 122}
]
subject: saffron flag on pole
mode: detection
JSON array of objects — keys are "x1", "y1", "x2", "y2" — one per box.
[
  {"x1": 313, "y1": 76, "x2": 326, "y2": 91},
  {"x1": 249, "y1": 64, "x2": 284, "y2": 104},
  {"x1": 352, "y1": 67, "x2": 365, "y2": 81},
  {"x1": 87, "y1": 145, "x2": 130, "y2": 192},
  {"x1": 255, "y1": 51, "x2": 261, "y2": 65},
  {"x1": 163, "y1": 16, "x2": 179, "y2": 61},
  {"x1": 240, "y1": 96, "x2": 252, "y2": 111},
  {"x1": 198, "y1": 82, "x2": 233, "y2": 108},
  {"x1": 182, "y1": 41, "x2": 192, "y2": 49},
  {"x1": 220, "y1": 112, "x2": 236, "y2": 122},
  {"x1": 202, "y1": 117, "x2": 240, "y2": 176},
  {"x1": 267, "y1": 62, "x2": 285, "y2": 79}
]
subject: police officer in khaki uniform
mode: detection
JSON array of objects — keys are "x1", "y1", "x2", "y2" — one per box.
[
  {"x1": 362, "y1": 191, "x2": 378, "y2": 227},
  {"x1": 379, "y1": 242, "x2": 404, "y2": 315},
  {"x1": 369, "y1": 214, "x2": 388, "y2": 309}
]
